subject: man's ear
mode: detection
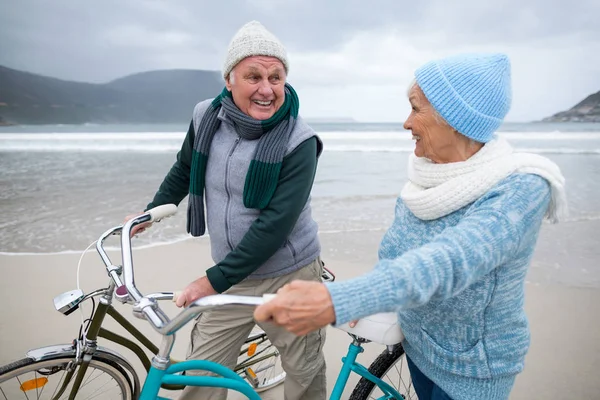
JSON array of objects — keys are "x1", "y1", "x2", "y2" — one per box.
[{"x1": 225, "y1": 74, "x2": 233, "y2": 91}]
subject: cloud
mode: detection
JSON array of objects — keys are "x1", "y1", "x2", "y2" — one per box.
[{"x1": 1, "y1": 0, "x2": 599, "y2": 121}]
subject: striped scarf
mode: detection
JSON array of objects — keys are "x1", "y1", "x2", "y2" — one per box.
[{"x1": 187, "y1": 83, "x2": 299, "y2": 237}]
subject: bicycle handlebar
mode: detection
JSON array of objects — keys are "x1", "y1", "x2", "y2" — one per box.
[
  {"x1": 95, "y1": 204, "x2": 272, "y2": 337},
  {"x1": 150, "y1": 294, "x2": 268, "y2": 336},
  {"x1": 147, "y1": 204, "x2": 178, "y2": 222}
]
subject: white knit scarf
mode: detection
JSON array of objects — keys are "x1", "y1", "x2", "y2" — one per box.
[{"x1": 401, "y1": 136, "x2": 568, "y2": 222}]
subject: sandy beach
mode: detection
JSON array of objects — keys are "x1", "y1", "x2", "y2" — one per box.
[{"x1": 1, "y1": 228, "x2": 599, "y2": 399}]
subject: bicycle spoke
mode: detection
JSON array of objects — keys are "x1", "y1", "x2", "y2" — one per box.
[
  {"x1": 391, "y1": 363, "x2": 403, "y2": 390},
  {"x1": 57, "y1": 367, "x2": 98, "y2": 400},
  {"x1": 395, "y1": 361, "x2": 415, "y2": 399},
  {"x1": 79, "y1": 372, "x2": 120, "y2": 400},
  {"x1": 50, "y1": 368, "x2": 68, "y2": 400},
  {"x1": 2, "y1": 356, "x2": 131, "y2": 400},
  {"x1": 384, "y1": 373, "x2": 395, "y2": 389},
  {"x1": 15, "y1": 376, "x2": 31, "y2": 400},
  {"x1": 80, "y1": 367, "x2": 99, "y2": 388},
  {"x1": 395, "y1": 361, "x2": 413, "y2": 397},
  {"x1": 86, "y1": 382, "x2": 121, "y2": 400},
  {"x1": 34, "y1": 371, "x2": 40, "y2": 400},
  {"x1": 361, "y1": 351, "x2": 416, "y2": 400},
  {"x1": 37, "y1": 383, "x2": 46, "y2": 400},
  {"x1": 77, "y1": 372, "x2": 107, "y2": 395}
]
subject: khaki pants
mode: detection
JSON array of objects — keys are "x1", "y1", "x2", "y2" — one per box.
[{"x1": 178, "y1": 259, "x2": 327, "y2": 400}]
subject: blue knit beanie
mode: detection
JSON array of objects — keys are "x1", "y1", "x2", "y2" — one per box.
[{"x1": 414, "y1": 53, "x2": 512, "y2": 143}]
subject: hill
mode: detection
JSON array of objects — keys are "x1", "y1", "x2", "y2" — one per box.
[
  {"x1": 0, "y1": 66, "x2": 224, "y2": 124},
  {"x1": 542, "y1": 91, "x2": 600, "y2": 122}
]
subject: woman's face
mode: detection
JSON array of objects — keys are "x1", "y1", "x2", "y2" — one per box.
[{"x1": 403, "y1": 85, "x2": 473, "y2": 164}]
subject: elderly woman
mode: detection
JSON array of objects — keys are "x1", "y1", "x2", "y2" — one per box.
[{"x1": 255, "y1": 53, "x2": 567, "y2": 399}]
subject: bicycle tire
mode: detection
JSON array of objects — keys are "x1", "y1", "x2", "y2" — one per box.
[
  {"x1": 349, "y1": 343, "x2": 416, "y2": 400},
  {"x1": 236, "y1": 328, "x2": 285, "y2": 392},
  {"x1": 0, "y1": 354, "x2": 134, "y2": 400}
]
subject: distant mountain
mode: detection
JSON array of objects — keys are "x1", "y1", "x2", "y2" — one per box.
[
  {"x1": 0, "y1": 65, "x2": 224, "y2": 125},
  {"x1": 542, "y1": 90, "x2": 600, "y2": 122}
]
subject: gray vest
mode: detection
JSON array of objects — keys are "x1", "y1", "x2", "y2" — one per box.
[{"x1": 192, "y1": 99, "x2": 321, "y2": 279}]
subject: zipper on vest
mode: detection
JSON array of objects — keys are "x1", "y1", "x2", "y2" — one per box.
[{"x1": 224, "y1": 137, "x2": 240, "y2": 251}]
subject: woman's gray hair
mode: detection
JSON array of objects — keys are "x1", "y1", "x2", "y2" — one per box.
[
  {"x1": 406, "y1": 78, "x2": 479, "y2": 148},
  {"x1": 407, "y1": 78, "x2": 447, "y2": 126}
]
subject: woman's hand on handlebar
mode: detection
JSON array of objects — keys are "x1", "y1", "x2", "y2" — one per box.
[{"x1": 254, "y1": 280, "x2": 336, "y2": 336}]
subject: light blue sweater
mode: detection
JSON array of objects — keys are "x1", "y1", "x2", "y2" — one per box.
[{"x1": 326, "y1": 173, "x2": 551, "y2": 400}]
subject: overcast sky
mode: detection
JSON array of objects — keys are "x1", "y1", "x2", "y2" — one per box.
[{"x1": 1, "y1": 0, "x2": 598, "y2": 122}]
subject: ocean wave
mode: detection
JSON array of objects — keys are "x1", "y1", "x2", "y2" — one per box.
[
  {"x1": 0, "y1": 132, "x2": 185, "y2": 140},
  {"x1": 324, "y1": 145, "x2": 600, "y2": 154},
  {"x1": 319, "y1": 131, "x2": 600, "y2": 141},
  {"x1": 2, "y1": 130, "x2": 600, "y2": 154},
  {"x1": 2, "y1": 143, "x2": 599, "y2": 154},
  {"x1": 2, "y1": 131, "x2": 600, "y2": 142},
  {"x1": 0, "y1": 144, "x2": 183, "y2": 152},
  {"x1": 0, "y1": 234, "x2": 202, "y2": 256}
]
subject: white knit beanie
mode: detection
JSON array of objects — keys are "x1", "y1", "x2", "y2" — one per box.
[{"x1": 222, "y1": 21, "x2": 289, "y2": 79}]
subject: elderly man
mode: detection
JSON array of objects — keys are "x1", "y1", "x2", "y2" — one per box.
[{"x1": 138, "y1": 21, "x2": 326, "y2": 400}]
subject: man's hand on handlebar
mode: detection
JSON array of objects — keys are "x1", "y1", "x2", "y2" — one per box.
[
  {"x1": 175, "y1": 276, "x2": 218, "y2": 308},
  {"x1": 124, "y1": 213, "x2": 152, "y2": 238}
]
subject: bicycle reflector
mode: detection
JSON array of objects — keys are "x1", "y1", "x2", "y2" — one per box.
[
  {"x1": 20, "y1": 377, "x2": 48, "y2": 392},
  {"x1": 247, "y1": 343, "x2": 257, "y2": 356},
  {"x1": 244, "y1": 368, "x2": 259, "y2": 387}
]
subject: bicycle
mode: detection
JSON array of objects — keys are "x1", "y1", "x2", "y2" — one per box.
[{"x1": 0, "y1": 205, "x2": 415, "y2": 400}]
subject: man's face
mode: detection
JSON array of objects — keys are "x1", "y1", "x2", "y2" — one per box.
[{"x1": 226, "y1": 56, "x2": 286, "y2": 120}]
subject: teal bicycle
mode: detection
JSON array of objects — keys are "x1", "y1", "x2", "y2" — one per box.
[{"x1": 0, "y1": 205, "x2": 415, "y2": 400}]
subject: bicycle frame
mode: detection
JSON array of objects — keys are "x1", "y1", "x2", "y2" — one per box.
[
  {"x1": 141, "y1": 361, "x2": 262, "y2": 400},
  {"x1": 58, "y1": 286, "x2": 278, "y2": 398},
  {"x1": 331, "y1": 340, "x2": 405, "y2": 400},
  {"x1": 133, "y1": 336, "x2": 405, "y2": 400},
  {"x1": 48, "y1": 206, "x2": 405, "y2": 400}
]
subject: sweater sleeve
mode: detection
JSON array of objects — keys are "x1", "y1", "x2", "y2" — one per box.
[
  {"x1": 145, "y1": 120, "x2": 194, "y2": 211},
  {"x1": 326, "y1": 174, "x2": 552, "y2": 325},
  {"x1": 206, "y1": 137, "x2": 319, "y2": 293}
]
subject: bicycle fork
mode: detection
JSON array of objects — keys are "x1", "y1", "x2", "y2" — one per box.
[{"x1": 53, "y1": 294, "x2": 113, "y2": 400}]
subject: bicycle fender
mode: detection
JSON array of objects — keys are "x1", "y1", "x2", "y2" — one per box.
[{"x1": 25, "y1": 343, "x2": 141, "y2": 396}]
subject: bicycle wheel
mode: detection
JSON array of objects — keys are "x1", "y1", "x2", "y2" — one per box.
[
  {"x1": 349, "y1": 344, "x2": 416, "y2": 400},
  {"x1": 0, "y1": 354, "x2": 134, "y2": 400},
  {"x1": 235, "y1": 327, "x2": 285, "y2": 392}
]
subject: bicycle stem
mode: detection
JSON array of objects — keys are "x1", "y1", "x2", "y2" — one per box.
[{"x1": 93, "y1": 208, "x2": 269, "y2": 365}]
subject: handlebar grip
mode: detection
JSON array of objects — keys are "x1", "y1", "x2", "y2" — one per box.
[
  {"x1": 263, "y1": 294, "x2": 276, "y2": 303},
  {"x1": 172, "y1": 291, "x2": 182, "y2": 303},
  {"x1": 148, "y1": 204, "x2": 177, "y2": 222}
]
